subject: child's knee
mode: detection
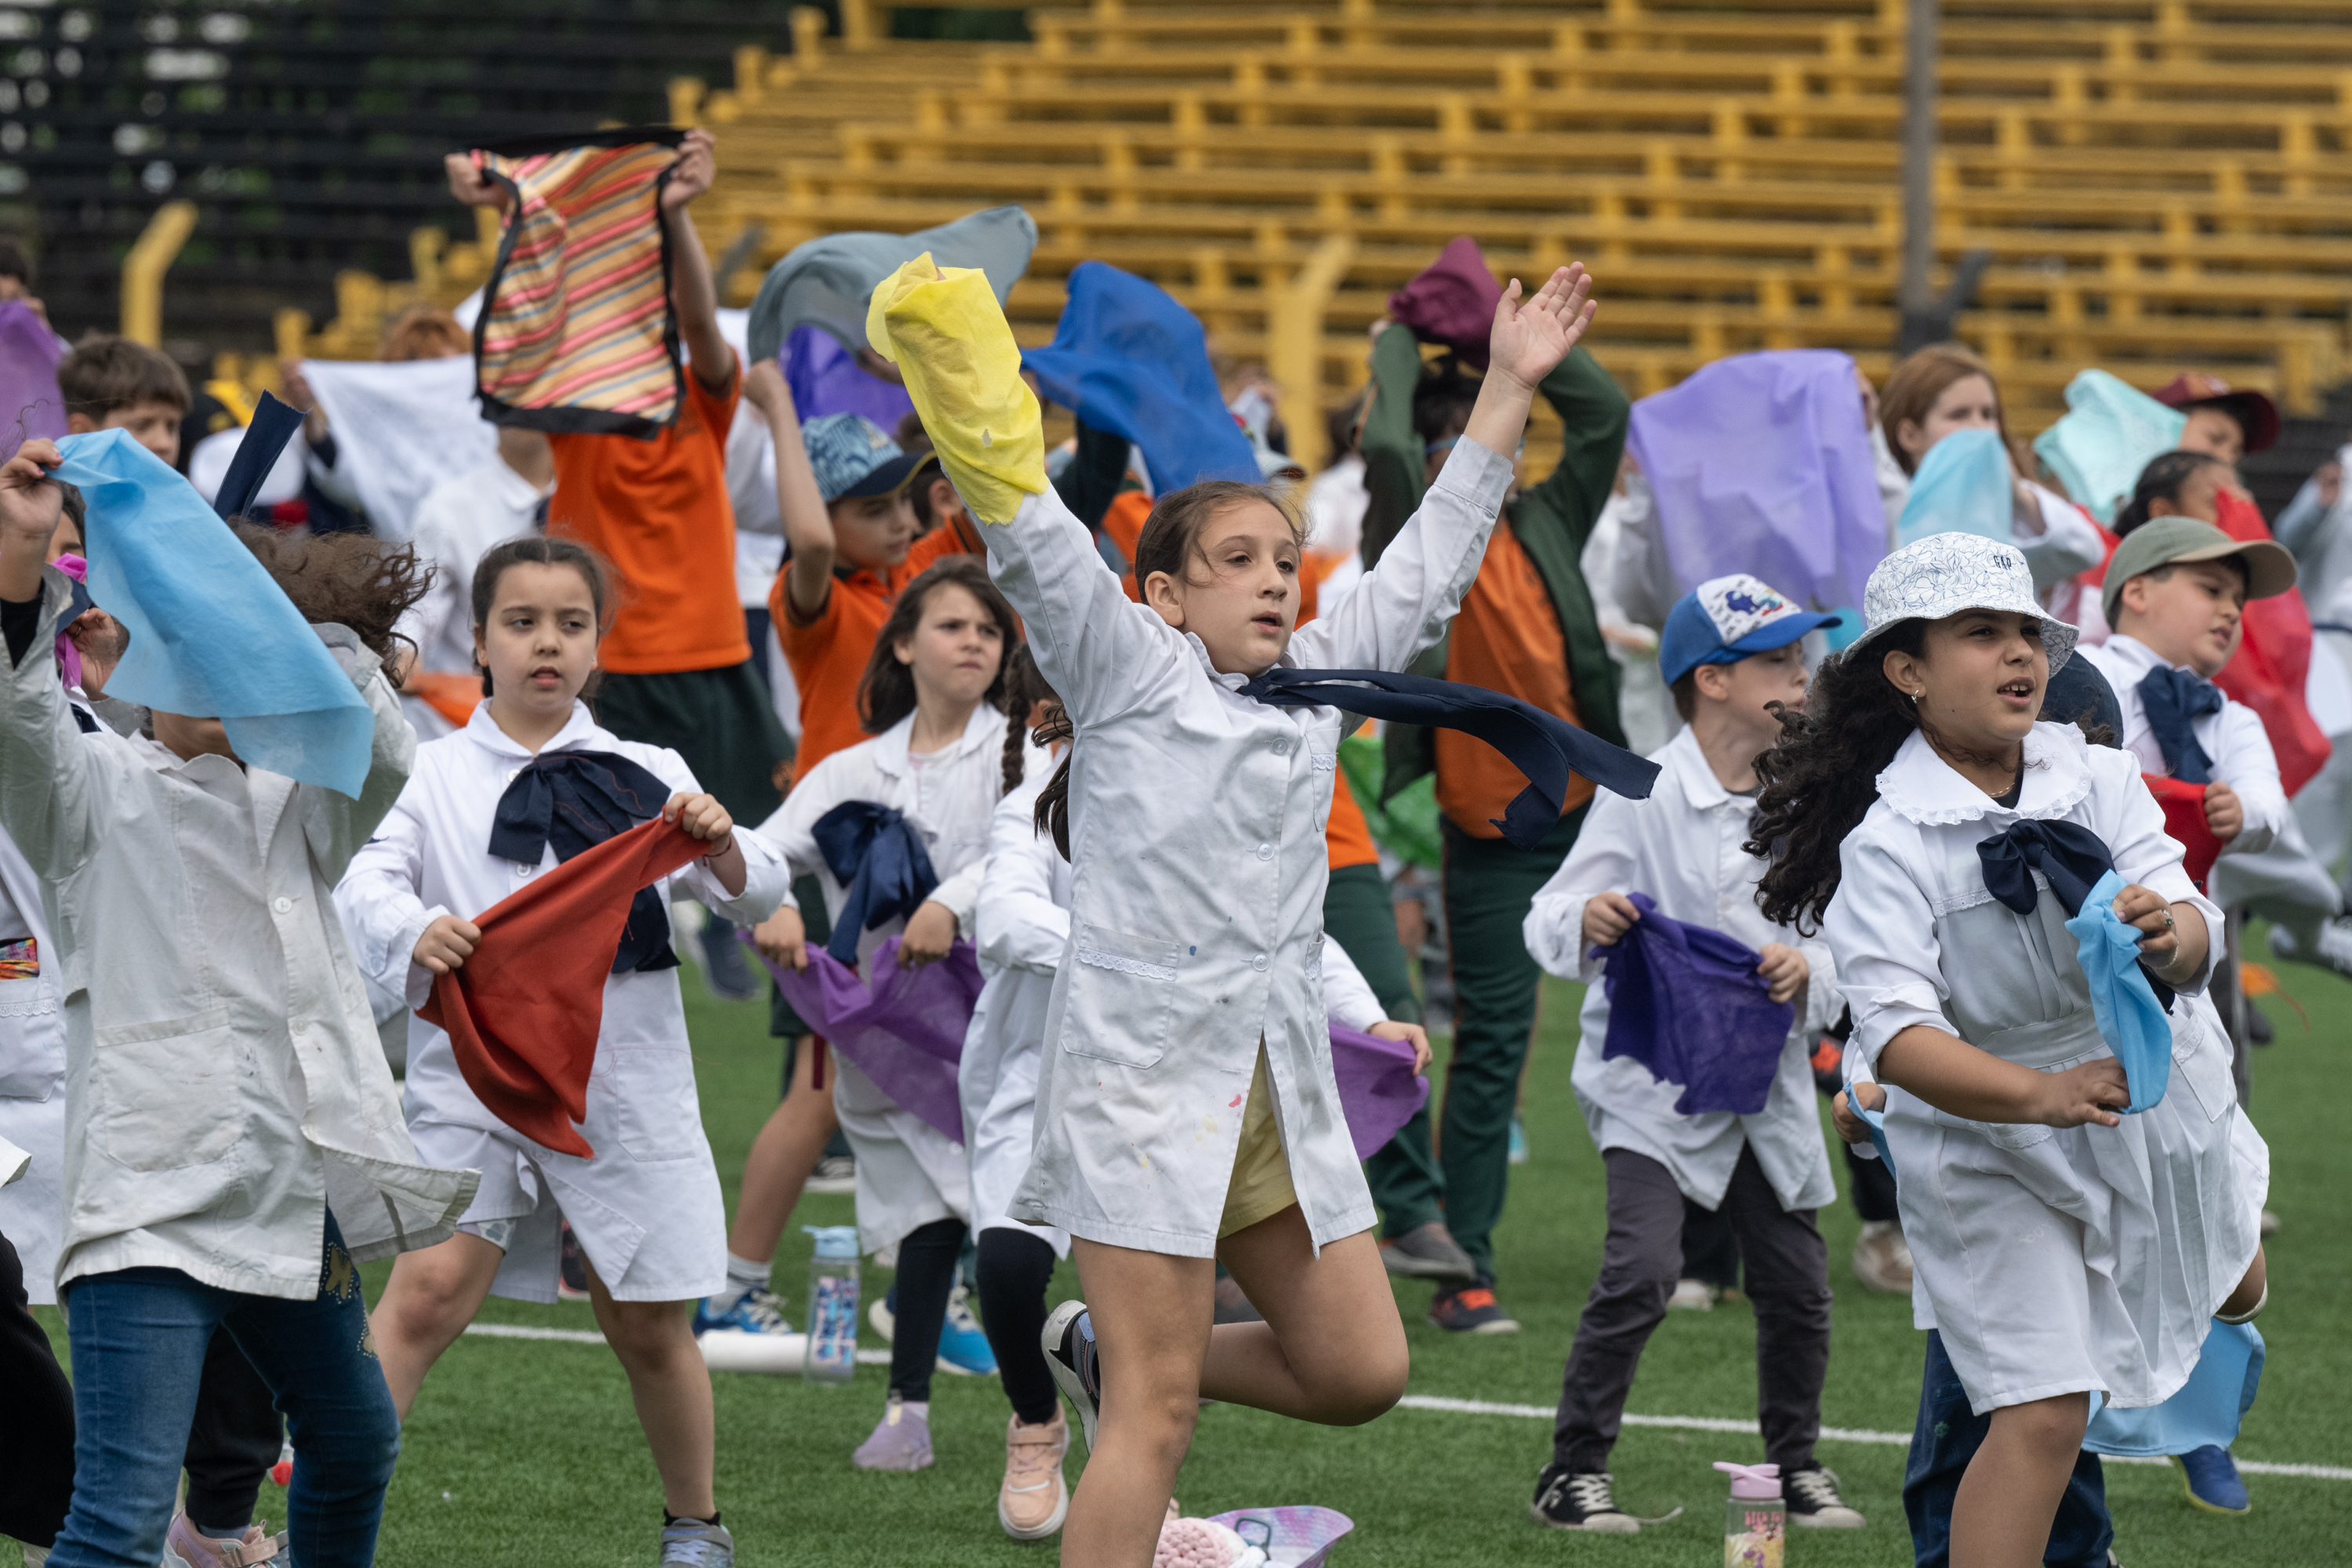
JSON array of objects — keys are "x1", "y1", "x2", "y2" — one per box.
[
  {"x1": 600, "y1": 1301, "x2": 694, "y2": 1365},
  {"x1": 1991, "y1": 1393, "x2": 2089, "y2": 1457},
  {"x1": 1322, "y1": 1346, "x2": 1409, "y2": 1426}
]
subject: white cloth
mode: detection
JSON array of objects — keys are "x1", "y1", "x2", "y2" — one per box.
[
  {"x1": 0, "y1": 822, "x2": 65, "y2": 1301},
  {"x1": 0, "y1": 568, "x2": 473, "y2": 1298},
  {"x1": 1524, "y1": 728, "x2": 1838, "y2": 1213},
  {"x1": 2076, "y1": 634, "x2": 2287, "y2": 858},
  {"x1": 297, "y1": 356, "x2": 499, "y2": 542},
  {"x1": 982, "y1": 437, "x2": 1512, "y2": 1257},
  {"x1": 398, "y1": 456, "x2": 551, "y2": 679},
  {"x1": 1825, "y1": 722, "x2": 2257, "y2": 1414},
  {"x1": 754, "y1": 703, "x2": 1050, "y2": 1253},
  {"x1": 332, "y1": 699, "x2": 786, "y2": 1299},
  {"x1": 187, "y1": 426, "x2": 304, "y2": 513},
  {"x1": 1304, "y1": 452, "x2": 1368, "y2": 606}
]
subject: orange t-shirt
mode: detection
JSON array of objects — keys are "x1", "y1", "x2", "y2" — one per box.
[
  {"x1": 547, "y1": 360, "x2": 747, "y2": 676},
  {"x1": 1437, "y1": 520, "x2": 1589, "y2": 837},
  {"x1": 773, "y1": 522, "x2": 977, "y2": 783}
]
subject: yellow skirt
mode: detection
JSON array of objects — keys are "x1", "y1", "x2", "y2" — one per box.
[{"x1": 1218, "y1": 1044, "x2": 1298, "y2": 1239}]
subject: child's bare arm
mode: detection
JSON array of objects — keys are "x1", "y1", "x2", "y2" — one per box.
[
  {"x1": 746, "y1": 360, "x2": 838, "y2": 620},
  {"x1": 1878, "y1": 1023, "x2": 2129, "y2": 1128},
  {"x1": 660, "y1": 131, "x2": 733, "y2": 395}
]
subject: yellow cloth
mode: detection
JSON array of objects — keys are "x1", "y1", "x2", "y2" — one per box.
[
  {"x1": 1218, "y1": 1045, "x2": 1299, "y2": 1238},
  {"x1": 865, "y1": 252, "x2": 1046, "y2": 525}
]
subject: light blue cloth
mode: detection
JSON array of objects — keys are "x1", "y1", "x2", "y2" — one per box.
[
  {"x1": 1022, "y1": 260, "x2": 1261, "y2": 495},
  {"x1": 745, "y1": 205, "x2": 1037, "y2": 366},
  {"x1": 2032, "y1": 369, "x2": 2187, "y2": 527},
  {"x1": 1624, "y1": 348, "x2": 1886, "y2": 613},
  {"x1": 1845, "y1": 1076, "x2": 1895, "y2": 1176},
  {"x1": 1897, "y1": 426, "x2": 2013, "y2": 548},
  {"x1": 2085, "y1": 1321, "x2": 2264, "y2": 1457},
  {"x1": 2063, "y1": 867, "x2": 2172, "y2": 1114},
  {"x1": 53, "y1": 428, "x2": 374, "y2": 797}
]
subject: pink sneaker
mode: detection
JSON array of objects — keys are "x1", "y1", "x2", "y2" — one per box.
[
  {"x1": 997, "y1": 1411, "x2": 1070, "y2": 1539},
  {"x1": 163, "y1": 1513, "x2": 285, "y2": 1568}
]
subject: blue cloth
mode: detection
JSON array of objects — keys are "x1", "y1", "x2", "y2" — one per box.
[
  {"x1": 209, "y1": 390, "x2": 304, "y2": 521},
  {"x1": 2085, "y1": 1322, "x2": 2263, "y2": 1457},
  {"x1": 782, "y1": 324, "x2": 916, "y2": 429},
  {"x1": 1593, "y1": 892, "x2": 1792, "y2": 1116},
  {"x1": 1897, "y1": 426, "x2": 2013, "y2": 548},
  {"x1": 1240, "y1": 666, "x2": 1658, "y2": 849},
  {"x1": 45, "y1": 1211, "x2": 400, "y2": 1568},
  {"x1": 2063, "y1": 867, "x2": 2174, "y2": 1113},
  {"x1": 52, "y1": 429, "x2": 374, "y2": 798},
  {"x1": 810, "y1": 800, "x2": 942, "y2": 967},
  {"x1": 1623, "y1": 349, "x2": 1886, "y2": 614},
  {"x1": 488, "y1": 750, "x2": 679, "y2": 974},
  {"x1": 2031, "y1": 369, "x2": 2187, "y2": 526},
  {"x1": 1904, "y1": 1330, "x2": 2114, "y2": 1568},
  {"x1": 1022, "y1": 261, "x2": 1261, "y2": 495},
  {"x1": 2138, "y1": 664, "x2": 2225, "y2": 786},
  {"x1": 1845, "y1": 1076, "x2": 1895, "y2": 1176}
]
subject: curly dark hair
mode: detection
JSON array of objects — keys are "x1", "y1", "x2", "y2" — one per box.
[
  {"x1": 1744, "y1": 621, "x2": 1929, "y2": 934},
  {"x1": 230, "y1": 521, "x2": 430, "y2": 664}
]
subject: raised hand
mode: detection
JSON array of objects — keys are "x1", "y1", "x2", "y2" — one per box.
[
  {"x1": 1486, "y1": 263, "x2": 1597, "y2": 393},
  {"x1": 443, "y1": 152, "x2": 510, "y2": 213},
  {"x1": 659, "y1": 129, "x2": 717, "y2": 212}
]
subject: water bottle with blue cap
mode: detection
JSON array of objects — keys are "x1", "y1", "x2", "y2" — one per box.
[{"x1": 804, "y1": 1225, "x2": 861, "y2": 1384}]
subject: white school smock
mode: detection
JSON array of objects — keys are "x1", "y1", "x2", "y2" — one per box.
[
  {"x1": 755, "y1": 702, "x2": 1051, "y2": 1254},
  {"x1": 333, "y1": 699, "x2": 786, "y2": 1301},
  {"x1": 982, "y1": 438, "x2": 1513, "y2": 1257},
  {"x1": 0, "y1": 822, "x2": 65, "y2": 1301},
  {"x1": 1825, "y1": 721, "x2": 2261, "y2": 1415},
  {"x1": 1524, "y1": 726, "x2": 1838, "y2": 1214},
  {"x1": 2076, "y1": 634, "x2": 2286, "y2": 858},
  {"x1": 0, "y1": 567, "x2": 474, "y2": 1298}
]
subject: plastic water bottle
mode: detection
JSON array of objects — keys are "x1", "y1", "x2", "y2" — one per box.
[
  {"x1": 803, "y1": 1225, "x2": 860, "y2": 1384},
  {"x1": 1715, "y1": 1461, "x2": 1784, "y2": 1568}
]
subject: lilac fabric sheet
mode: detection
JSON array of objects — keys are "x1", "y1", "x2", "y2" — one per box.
[
  {"x1": 744, "y1": 933, "x2": 979, "y2": 1145},
  {"x1": 1329, "y1": 1024, "x2": 1430, "y2": 1160},
  {"x1": 782, "y1": 325, "x2": 916, "y2": 430},
  {"x1": 0, "y1": 299, "x2": 65, "y2": 456},
  {"x1": 1596, "y1": 893, "x2": 1792, "y2": 1116},
  {"x1": 1626, "y1": 349, "x2": 1886, "y2": 613}
]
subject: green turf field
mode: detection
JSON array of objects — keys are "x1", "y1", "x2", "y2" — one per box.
[{"x1": 22, "y1": 943, "x2": 2350, "y2": 1566}]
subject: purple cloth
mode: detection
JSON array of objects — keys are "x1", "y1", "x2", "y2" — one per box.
[
  {"x1": 0, "y1": 300, "x2": 64, "y2": 456},
  {"x1": 1595, "y1": 893, "x2": 1792, "y2": 1116},
  {"x1": 1387, "y1": 236, "x2": 1500, "y2": 368},
  {"x1": 782, "y1": 325, "x2": 916, "y2": 430},
  {"x1": 1329, "y1": 1025, "x2": 1431, "y2": 1160},
  {"x1": 1203, "y1": 1505, "x2": 1355, "y2": 1568},
  {"x1": 1626, "y1": 349, "x2": 1886, "y2": 614},
  {"x1": 742, "y1": 932, "x2": 979, "y2": 1145}
]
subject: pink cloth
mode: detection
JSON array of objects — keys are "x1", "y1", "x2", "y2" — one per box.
[{"x1": 1385, "y1": 236, "x2": 1501, "y2": 368}]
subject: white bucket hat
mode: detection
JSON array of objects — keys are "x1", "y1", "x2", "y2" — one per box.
[{"x1": 1852, "y1": 532, "x2": 2078, "y2": 672}]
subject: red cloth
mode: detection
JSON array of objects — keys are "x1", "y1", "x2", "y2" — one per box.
[
  {"x1": 2143, "y1": 773, "x2": 2223, "y2": 891},
  {"x1": 419, "y1": 818, "x2": 706, "y2": 1158},
  {"x1": 2210, "y1": 492, "x2": 2330, "y2": 795}
]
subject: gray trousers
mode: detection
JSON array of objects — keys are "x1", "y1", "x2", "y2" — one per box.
[{"x1": 1552, "y1": 1145, "x2": 1832, "y2": 1475}]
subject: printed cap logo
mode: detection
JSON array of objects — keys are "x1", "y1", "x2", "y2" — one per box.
[{"x1": 1697, "y1": 573, "x2": 1798, "y2": 647}]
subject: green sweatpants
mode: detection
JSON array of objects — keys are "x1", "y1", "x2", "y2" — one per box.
[
  {"x1": 1322, "y1": 863, "x2": 1441, "y2": 1237},
  {"x1": 1437, "y1": 805, "x2": 1588, "y2": 1283}
]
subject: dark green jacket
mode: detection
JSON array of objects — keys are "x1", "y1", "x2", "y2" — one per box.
[{"x1": 1357, "y1": 329, "x2": 1631, "y2": 801}]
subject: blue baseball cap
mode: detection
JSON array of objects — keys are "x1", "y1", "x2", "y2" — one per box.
[
  {"x1": 802, "y1": 412, "x2": 933, "y2": 504},
  {"x1": 1658, "y1": 574, "x2": 1842, "y2": 687}
]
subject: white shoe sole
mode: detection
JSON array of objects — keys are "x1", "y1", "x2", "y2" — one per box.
[
  {"x1": 1040, "y1": 1299, "x2": 1098, "y2": 1453},
  {"x1": 1527, "y1": 1502, "x2": 1639, "y2": 1534},
  {"x1": 999, "y1": 1474, "x2": 1071, "y2": 1541},
  {"x1": 1791, "y1": 1508, "x2": 1870, "y2": 1528}
]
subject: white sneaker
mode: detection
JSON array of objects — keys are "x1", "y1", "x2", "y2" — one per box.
[
  {"x1": 804, "y1": 1153, "x2": 856, "y2": 1195},
  {"x1": 1666, "y1": 1278, "x2": 1716, "y2": 1311},
  {"x1": 1852, "y1": 1220, "x2": 1914, "y2": 1294}
]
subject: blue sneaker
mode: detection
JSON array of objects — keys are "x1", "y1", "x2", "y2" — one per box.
[
  {"x1": 869, "y1": 1283, "x2": 999, "y2": 1376},
  {"x1": 694, "y1": 1285, "x2": 793, "y2": 1340},
  {"x1": 2173, "y1": 1445, "x2": 2250, "y2": 1515},
  {"x1": 1508, "y1": 1118, "x2": 1529, "y2": 1165}
]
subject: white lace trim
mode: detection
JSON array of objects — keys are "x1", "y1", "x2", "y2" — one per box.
[
  {"x1": 1311, "y1": 752, "x2": 1338, "y2": 772},
  {"x1": 0, "y1": 997, "x2": 56, "y2": 1018},
  {"x1": 1075, "y1": 946, "x2": 1176, "y2": 983},
  {"x1": 1929, "y1": 884, "x2": 2009, "y2": 918},
  {"x1": 1875, "y1": 723, "x2": 2094, "y2": 827}
]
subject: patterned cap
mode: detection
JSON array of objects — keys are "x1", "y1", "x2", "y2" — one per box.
[
  {"x1": 1658, "y1": 573, "x2": 1841, "y2": 687},
  {"x1": 802, "y1": 412, "x2": 929, "y2": 503},
  {"x1": 1854, "y1": 532, "x2": 2077, "y2": 670}
]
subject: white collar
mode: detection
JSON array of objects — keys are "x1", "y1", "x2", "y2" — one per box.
[
  {"x1": 1874, "y1": 721, "x2": 2095, "y2": 827},
  {"x1": 870, "y1": 703, "x2": 1003, "y2": 778},
  {"x1": 1661, "y1": 726, "x2": 1736, "y2": 813},
  {"x1": 1188, "y1": 632, "x2": 1256, "y2": 693},
  {"x1": 461, "y1": 699, "x2": 604, "y2": 760},
  {"x1": 2097, "y1": 633, "x2": 2205, "y2": 683}
]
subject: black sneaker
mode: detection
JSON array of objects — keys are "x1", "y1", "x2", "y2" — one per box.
[
  {"x1": 1041, "y1": 1299, "x2": 1100, "y2": 1453},
  {"x1": 1428, "y1": 1279, "x2": 1519, "y2": 1334},
  {"x1": 1378, "y1": 1221, "x2": 1477, "y2": 1282},
  {"x1": 1784, "y1": 1465, "x2": 1867, "y2": 1527},
  {"x1": 1530, "y1": 1464, "x2": 1639, "y2": 1533}
]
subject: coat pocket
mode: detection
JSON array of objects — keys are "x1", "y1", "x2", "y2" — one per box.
[
  {"x1": 88, "y1": 1007, "x2": 241, "y2": 1172},
  {"x1": 1309, "y1": 750, "x2": 1339, "y2": 831},
  {"x1": 2169, "y1": 1006, "x2": 2236, "y2": 1123},
  {"x1": 1062, "y1": 922, "x2": 1181, "y2": 1070},
  {"x1": 607, "y1": 1045, "x2": 706, "y2": 1163}
]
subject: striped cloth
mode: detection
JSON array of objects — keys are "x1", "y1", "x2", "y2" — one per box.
[{"x1": 474, "y1": 127, "x2": 685, "y2": 438}]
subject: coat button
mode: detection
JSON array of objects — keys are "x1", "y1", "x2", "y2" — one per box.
[
  {"x1": 1273, "y1": 739, "x2": 1290, "y2": 757},
  {"x1": 1256, "y1": 842, "x2": 1273, "y2": 861},
  {"x1": 272, "y1": 896, "x2": 292, "y2": 915},
  {"x1": 1251, "y1": 953, "x2": 1269, "y2": 972}
]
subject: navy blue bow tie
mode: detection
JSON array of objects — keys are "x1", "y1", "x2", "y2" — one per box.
[
  {"x1": 491, "y1": 750, "x2": 679, "y2": 974},
  {"x1": 2138, "y1": 665, "x2": 2224, "y2": 786},
  {"x1": 1978, "y1": 818, "x2": 2174, "y2": 1011},
  {"x1": 811, "y1": 802, "x2": 942, "y2": 966},
  {"x1": 1237, "y1": 666, "x2": 1661, "y2": 849}
]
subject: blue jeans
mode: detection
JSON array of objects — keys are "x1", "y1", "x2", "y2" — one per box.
[
  {"x1": 49, "y1": 1210, "x2": 401, "y2": 1568},
  {"x1": 1903, "y1": 1330, "x2": 2113, "y2": 1567}
]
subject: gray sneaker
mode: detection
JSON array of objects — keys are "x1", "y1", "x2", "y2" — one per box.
[
  {"x1": 851, "y1": 1395, "x2": 935, "y2": 1471},
  {"x1": 659, "y1": 1518, "x2": 734, "y2": 1567},
  {"x1": 1378, "y1": 1221, "x2": 1477, "y2": 1282}
]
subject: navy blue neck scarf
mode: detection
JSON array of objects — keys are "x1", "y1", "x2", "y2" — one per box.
[
  {"x1": 491, "y1": 750, "x2": 680, "y2": 973},
  {"x1": 811, "y1": 801, "x2": 941, "y2": 966},
  {"x1": 1978, "y1": 818, "x2": 2174, "y2": 1011},
  {"x1": 1236, "y1": 666, "x2": 1661, "y2": 849},
  {"x1": 2138, "y1": 665, "x2": 2224, "y2": 786}
]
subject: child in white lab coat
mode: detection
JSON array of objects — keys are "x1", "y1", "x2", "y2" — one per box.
[
  {"x1": 866, "y1": 252, "x2": 1595, "y2": 1566},
  {"x1": 1751, "y1": 532, "x2": 2266, "y2": 1566},
  {"x1": 1521, "y1": 575, "x2": 1863, "y2": 1533},
  {"x1": 751, "y1": 555, "x2": 1048, "y2": 1473},
  {"x1": 340, "y1": 535, "x2": 783, "y2": 1568}
]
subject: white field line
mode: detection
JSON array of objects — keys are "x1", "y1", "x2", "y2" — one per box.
[{"x1": 452, "y1": 1331, "x2": 2352, "y2": 1483}]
